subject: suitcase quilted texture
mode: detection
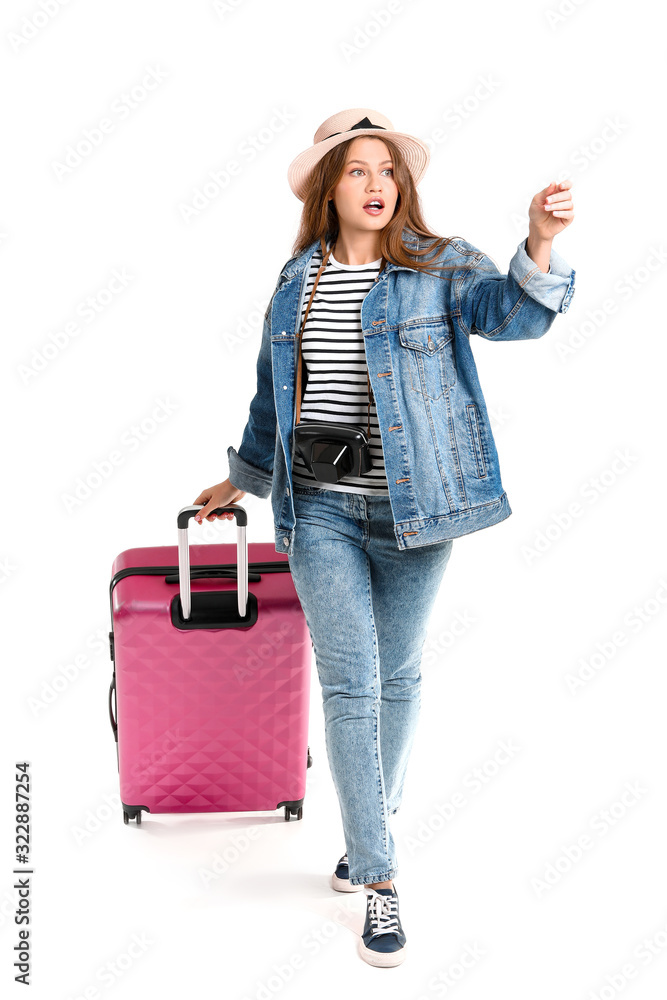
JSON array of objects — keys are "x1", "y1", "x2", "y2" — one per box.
[{"x1": 108, "y1": 507, "x2": 313, "y2": 825}]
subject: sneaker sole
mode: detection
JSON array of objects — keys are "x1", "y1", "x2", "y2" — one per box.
[
  {"x1": 331, "y1": 872, "x2": 364, "y2": 892},
  {"x1": 358, "y1": 938, "x2": 407, "y2": 967}
]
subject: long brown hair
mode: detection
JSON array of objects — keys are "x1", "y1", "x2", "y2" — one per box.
[{"x1": 290, "y1": 135, "x2": 461, "y2": 279}]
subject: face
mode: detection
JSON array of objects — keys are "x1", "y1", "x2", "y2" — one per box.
[{"x1": 329, "y1": 136, "x2": 398, "y2": 233}]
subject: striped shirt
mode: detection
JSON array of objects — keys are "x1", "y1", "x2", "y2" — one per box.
[{"x1": 291, "y1": 241, "x2": 391, "y2": 496}]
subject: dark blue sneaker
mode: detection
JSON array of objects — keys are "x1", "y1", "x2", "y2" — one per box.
[
  {"x1": 358, "y1": 884, "x2": 407, "y2": 967},
  {"x1": 331, "y1": 853, "x2": 364, "y2": 892}
]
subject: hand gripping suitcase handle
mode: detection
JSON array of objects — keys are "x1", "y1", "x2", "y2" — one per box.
[{"x1": 177, "y1": 505, "x2": 248, "y2": 621}]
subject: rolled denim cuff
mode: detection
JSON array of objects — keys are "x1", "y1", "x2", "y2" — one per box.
[
  {"x1": 510, "y1": 237, "x2": 576, "y2": 314},
  {"x1": 227, "y1": 445, "x2": 273, "y2": 499}
]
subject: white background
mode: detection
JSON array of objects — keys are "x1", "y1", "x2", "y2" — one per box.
[{"x1": 2, "y1": 0, "x2": 666, "y2": 996}]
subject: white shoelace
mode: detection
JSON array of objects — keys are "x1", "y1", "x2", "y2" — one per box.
[{"x1": 366, "y1": 889, "x2": 400, "y2": 937}]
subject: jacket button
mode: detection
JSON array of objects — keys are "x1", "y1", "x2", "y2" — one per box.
[
  {"x1": 283, "y1": 385, "x2": 287, "y2": 389},
  {"x1": 282, "y1": 331, "x2": 287, "y2": 335},
  {"x1": 283, "y1": 538, "x2": 289, "y2": 546}
]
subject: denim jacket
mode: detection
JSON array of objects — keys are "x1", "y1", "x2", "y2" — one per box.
[{"x1": 227, "y1": 228, "x2": 575, "y2": 555}]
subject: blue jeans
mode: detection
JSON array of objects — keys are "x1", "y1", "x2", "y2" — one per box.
[{"x1": 287, "y1": 482, "x2": 454, "y2": 885}]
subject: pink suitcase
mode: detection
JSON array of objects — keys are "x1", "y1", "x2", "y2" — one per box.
[{"x1": 108, "y1": 504, "x2": 313, "y2": 825}]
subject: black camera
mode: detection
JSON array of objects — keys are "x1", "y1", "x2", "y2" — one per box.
[{"x1": 293, "y1": 422, "x2": 373, "y2": 484}]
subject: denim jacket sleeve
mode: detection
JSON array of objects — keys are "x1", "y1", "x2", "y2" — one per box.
[
  {"x1": 226, "y1": 290, "x2": 277, "y2": 499},
  {"x1": 457, "y1": 237, "x2": 576, "y2": 342}
]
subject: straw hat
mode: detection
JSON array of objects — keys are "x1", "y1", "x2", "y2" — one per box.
[{"x1": 287, "y1": 108, "x2": 431, "y2": 203}]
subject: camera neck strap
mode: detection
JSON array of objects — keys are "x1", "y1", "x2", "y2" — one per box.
[{"x1": 295, "y1": 233, "x2": 386, "y2": 438}]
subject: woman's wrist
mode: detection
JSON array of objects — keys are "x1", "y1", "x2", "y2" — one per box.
[{"x1": 525, "y1": 231, "x2": 552, "y2": 274}]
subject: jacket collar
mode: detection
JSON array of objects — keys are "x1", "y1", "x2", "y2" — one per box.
[{"x1": 279, "y1": 227, "x2": 421, "y2": 283}]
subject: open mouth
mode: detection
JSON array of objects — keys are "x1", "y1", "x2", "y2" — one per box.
[{"x1": 363, "y1": 200, "x2": 384, "y2": 215}]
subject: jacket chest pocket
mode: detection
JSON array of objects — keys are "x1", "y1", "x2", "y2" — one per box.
[{"x1": 398, "y1": 318, "x2": 456, "y2": 400}]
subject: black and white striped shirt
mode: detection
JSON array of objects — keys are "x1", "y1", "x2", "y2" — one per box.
[{"x1": 291, "y1": 241, "x2": 391, "y2": 496}]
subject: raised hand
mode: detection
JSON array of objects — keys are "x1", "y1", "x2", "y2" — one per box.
[{"x1": 528, "y1": 179, "x2": 575, "y2": 241}]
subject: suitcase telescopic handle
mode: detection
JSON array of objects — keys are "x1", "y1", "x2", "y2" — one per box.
[{"x1": 176, "y1": 505, "x2": 248, "y2": 621}]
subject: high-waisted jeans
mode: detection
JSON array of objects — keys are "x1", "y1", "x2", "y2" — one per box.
[{"x1": 287, "y1": 481, "x2": 454, "y2": 885}]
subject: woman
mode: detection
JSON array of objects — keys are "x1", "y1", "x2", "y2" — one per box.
[{"x1": 193, "y1": 108, "x2": 575, "y2": 968}]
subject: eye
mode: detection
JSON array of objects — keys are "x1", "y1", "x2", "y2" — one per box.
[{"x1": 349, "y1": 167, "x2": 394, "y2": 176}]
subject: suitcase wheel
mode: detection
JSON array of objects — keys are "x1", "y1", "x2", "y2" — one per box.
[
  {"x1": 284, "y1": 805, "x2": 303, "y2": 821},
  {"x1": 123, "y1": 807, "x2": 144, "y2": 825}
]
